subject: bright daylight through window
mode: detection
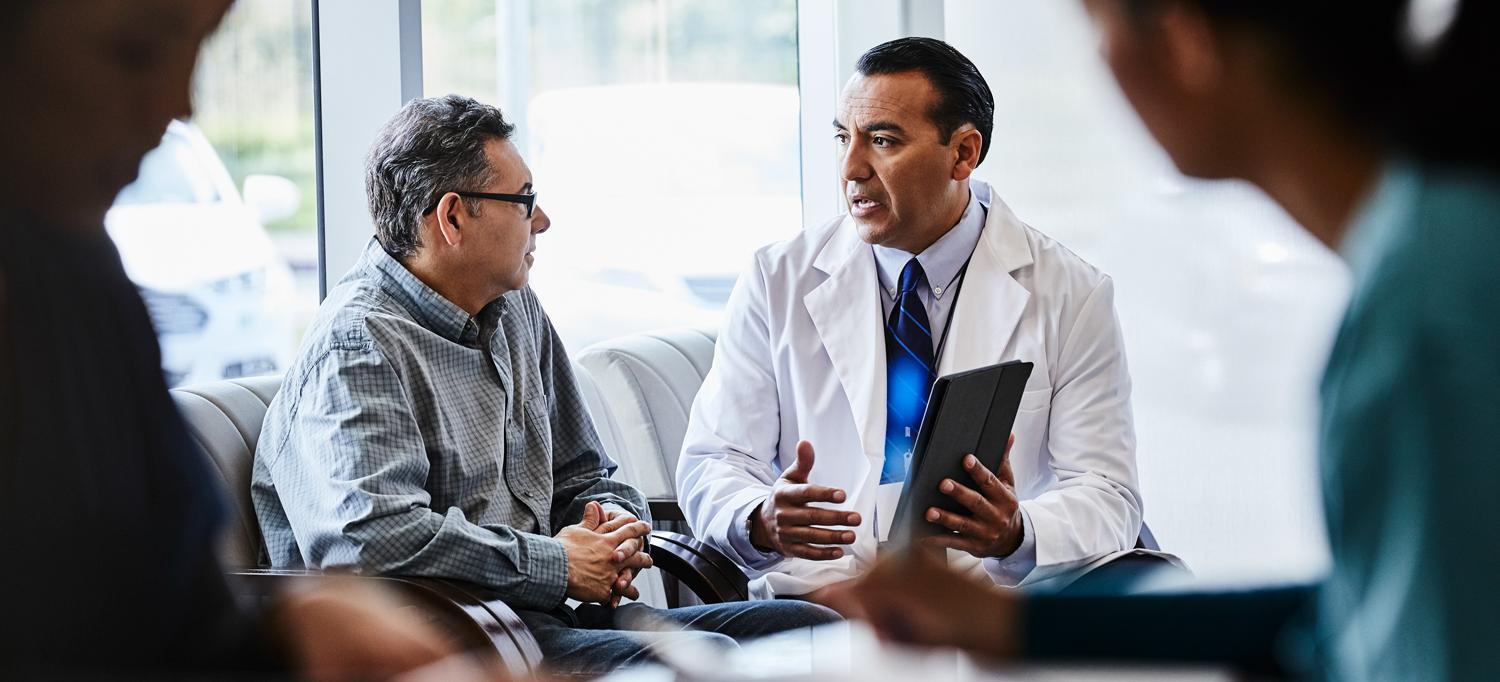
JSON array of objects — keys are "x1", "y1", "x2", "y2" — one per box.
[{"x1": 423, "y1": 0, "x2": 802, "y2": 349}]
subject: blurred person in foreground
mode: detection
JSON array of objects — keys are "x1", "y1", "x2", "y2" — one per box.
[
  {"x1": 0, "y1": 1, "x2": 459, "y2": 678},
  {"x1": 841, "y1": 0, "x2": 1500, "y2": 678}
]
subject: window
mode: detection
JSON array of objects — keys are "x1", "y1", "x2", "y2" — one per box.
[
  {"x1": 423, "y1": 0, "x2": 802, "y2": 349},
  {"x1": 945, "y1": 0, "x2": 1343, "y2": 579},
  {"x1": 108, "y1": 0, "x2": 318, "y2": 387}
]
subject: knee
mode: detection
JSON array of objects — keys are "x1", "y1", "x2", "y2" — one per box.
[
  {"x1": 767, "y1": 599, "x2": 843, "y2": 628},
  {"x1": 699, "y1": 631, "x2": 739, "y2": 650}
]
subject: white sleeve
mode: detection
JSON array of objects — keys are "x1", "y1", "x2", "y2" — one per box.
[
  {"x1": 1020, "y1": 275, "x2": 1143, "y2": 581},
  {"x1": 676, "y1": 252, "x2": 788, "y2": 573}
]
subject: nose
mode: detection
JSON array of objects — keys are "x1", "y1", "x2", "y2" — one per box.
[
  {"x1": 532, "y1": 204, "x2": 551, "y2": 234},
  {"x1": 159, "y1": 52, "x2": 198, "y2": 125},
  {"x1": 839, "y1": 138, "x2": 873, "y2": 184}
]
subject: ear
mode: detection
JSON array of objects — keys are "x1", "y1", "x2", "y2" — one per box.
[
  {"x1": 431, "y1": 192, "x2": 464, "y2": 248},
  {"x1": 950, "y1": 125, "x2": 983, "y2": 181},
  {"x1": 1156, "y1": 1, "x2": 1225, "y2": 95}
]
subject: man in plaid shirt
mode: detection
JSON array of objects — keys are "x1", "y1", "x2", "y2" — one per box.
[{"x1": 252, "y1": 95, "x2": 836, "y2": 677}]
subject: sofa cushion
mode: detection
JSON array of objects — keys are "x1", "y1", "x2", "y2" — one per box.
[
  {"x1": 574, "y1": 328, "x2": 717, "y2": 500},
  {"x1": 170, "y1": 375, "x2": 282, "y2": 569}
]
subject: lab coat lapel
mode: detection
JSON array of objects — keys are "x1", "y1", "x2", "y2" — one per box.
[
  {"x1": 805, "y1": 217, "x2": 886, "y2": 466},
  {"x1": 938, "y1": 192, "x2": 1034, "y2": 376}
]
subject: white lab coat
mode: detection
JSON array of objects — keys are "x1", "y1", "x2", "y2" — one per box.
[{"x1": 678, "y1": 181, "x2": 1144, "y2": 598}]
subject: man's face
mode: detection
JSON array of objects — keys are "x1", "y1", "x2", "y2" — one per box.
[
  {"x1": 461, "y1": 139, "x2": 551, "y2": 294},
  {"x1": 0, "y1": 0, "x2": 233, "y2": 230},
  {"x1": 835, "y1": 71, "x2": 970, "y2": 253}
]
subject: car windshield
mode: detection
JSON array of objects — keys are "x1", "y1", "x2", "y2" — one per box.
[{"x1": 114, "y1": 133, "x2": 223, "y2": 206}]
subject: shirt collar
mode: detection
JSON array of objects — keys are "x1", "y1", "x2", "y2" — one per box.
[
  {"x1": 362, "y1": 238, "x2": 503, "y2": 347},
  {"x1": 1339, "y1": 159, "x2": 1418, "y2": 286},
  {"x1": 873, "y1": 188, "x2": 988, "y2": 299}
]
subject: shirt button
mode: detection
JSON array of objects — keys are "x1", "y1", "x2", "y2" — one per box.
[{"x1": 933, "y1": 286, "x2": 944, "y2": 296}]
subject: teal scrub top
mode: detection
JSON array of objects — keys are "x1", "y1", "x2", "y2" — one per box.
[
  {"x1": 1023, "y1": 163, "x2": 1500, "y2": 679},
  {"x1": 1317, "y1": 162, "x2": 1500, "y2": 680}
]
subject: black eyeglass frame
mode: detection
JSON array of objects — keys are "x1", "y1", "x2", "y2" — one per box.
[{"x1": 423, "y1": 190, "x2": 538, "y2": 218}]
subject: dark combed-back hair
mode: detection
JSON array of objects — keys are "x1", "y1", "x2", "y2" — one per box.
[
  {"x1": 1122, "y1": 0, "x2": 1500, "y2": 171},
  {"x1": 364, "y1": 95, "x2": 516, "y2": 260},
  {"x1": 855, "y1": 37, "x2": 996, "y2": 166}
]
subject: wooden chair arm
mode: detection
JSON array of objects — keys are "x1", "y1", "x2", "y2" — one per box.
[{"x1": 648, "y1": 531, "x2": 751, "y2": 603}]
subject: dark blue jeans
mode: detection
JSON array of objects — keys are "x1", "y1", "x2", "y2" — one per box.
[{"x1": 518, "y1": 599, "x2": 840, "y2": 677}]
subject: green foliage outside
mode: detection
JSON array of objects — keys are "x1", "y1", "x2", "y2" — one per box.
[{"x1": 193, "y1": 0, "x2": 316, "y2": 235}]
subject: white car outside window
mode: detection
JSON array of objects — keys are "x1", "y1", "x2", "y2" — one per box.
[{"x1": 107, "y1": 121, "x2": 300, "y2": 386}]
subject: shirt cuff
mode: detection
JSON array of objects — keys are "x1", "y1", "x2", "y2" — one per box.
[
  {"x1": 984, "y1": 506, "x2": 1038, "y2": 587},
  {"x1": 521, "y1": 534, "x2": 571, "y2": 610},
  {"x1": 726, "y1": 494, "x2": 784, "y2": 571}
]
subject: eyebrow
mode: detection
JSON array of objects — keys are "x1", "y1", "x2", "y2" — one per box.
[{"x1": 831, "y1": 119, "x2": 906, "y2": 134}]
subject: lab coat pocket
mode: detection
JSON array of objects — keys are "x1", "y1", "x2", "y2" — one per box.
[{"x1": 1018, "y1": 386, "x2": 1052, "y2": 413}]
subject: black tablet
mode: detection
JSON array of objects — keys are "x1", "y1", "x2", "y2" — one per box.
[{"x1": 891, "y1": 359, "x2": 1034, "y2": 544}]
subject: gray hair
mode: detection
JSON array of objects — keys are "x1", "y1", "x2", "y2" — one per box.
[{"x1": 364, "y1": 94, "x2": 516, "y2": 259}]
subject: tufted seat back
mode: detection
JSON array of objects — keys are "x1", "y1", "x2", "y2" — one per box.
[
  {"x1": 170, "y1": 375, "x2": 282, "y2": 569},
  {"x1": 573, "y1": 328, "x2": 718, "y2": 502}
]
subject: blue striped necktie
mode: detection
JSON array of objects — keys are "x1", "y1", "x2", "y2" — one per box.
[{"x1": 883, "y1": 258, "x2": 936, "y2": 484}]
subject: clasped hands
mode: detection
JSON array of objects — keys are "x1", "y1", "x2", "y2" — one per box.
[
  {"x1": 750, "y1": 434, "x2": 1022, "y2": 560},
  {"x1": 557, "y1": 500, "x2": 654, "y2": 606}
]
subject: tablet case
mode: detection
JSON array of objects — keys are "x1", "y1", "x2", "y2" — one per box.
[{"x1": 891, "y1": 359, "x2": 1034, "y2": 543}]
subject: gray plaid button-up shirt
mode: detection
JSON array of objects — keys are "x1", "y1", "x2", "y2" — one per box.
[{"x1": 252, "y1": 239, "x2": 647, "y2": 610}]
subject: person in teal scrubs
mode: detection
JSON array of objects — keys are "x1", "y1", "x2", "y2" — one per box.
[{"x1": 841, "y1": 0, "x2": 1500, "y2": 678}]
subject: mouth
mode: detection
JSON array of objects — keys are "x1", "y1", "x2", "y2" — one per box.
[{"x1": 848, "y1": 193, "x2": 885, "y2": 219}]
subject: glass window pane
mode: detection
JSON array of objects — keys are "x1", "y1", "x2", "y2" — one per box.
[
  {"x1": 423, "y1": 0, "x2": 801, "y2": 350},
  {"x1": 107, "y1": 0, "x2": 318, "y2": 387},
  {"x1": 947, "y1": 0, "x2": 1344, "y2": 581}
]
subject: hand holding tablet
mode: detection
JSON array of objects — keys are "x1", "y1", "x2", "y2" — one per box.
[{"x1": 891, "y1": 360, "x2": 1034, "y2": 554}]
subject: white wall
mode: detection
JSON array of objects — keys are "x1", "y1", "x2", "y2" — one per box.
[{"x1": 315, "y1": 0, "x2": 424, "y2": 294}]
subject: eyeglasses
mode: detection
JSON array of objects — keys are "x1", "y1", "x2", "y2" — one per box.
[{"x1": 423, "y1": 190, "x2": 538, "y2": 219}]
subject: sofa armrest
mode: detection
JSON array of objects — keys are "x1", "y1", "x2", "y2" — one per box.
[
  {"x1": 648, "y1": 532, "x2": 751, "y2": 603},
  {"x1": 227, "y1": 569, "x2": 542, "y2": 677}
]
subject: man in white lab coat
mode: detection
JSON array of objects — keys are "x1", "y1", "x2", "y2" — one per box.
[{"x1": 678, "y1": 37, "x2": 1149, "y2": 602}]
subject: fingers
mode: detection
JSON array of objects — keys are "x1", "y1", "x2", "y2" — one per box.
[
  {"x1": 925, "y1": 505, "x2": 987, "y2": 539},
  {"x1": 962, "y1": 456, "x2": 1016, "y2": 516},
  {"x1": 618, "y1": 549, "x2": 653, "y2": 572},
  {"x1": 782, "y1": 440, "x2": 817, "y2": 483},
  {"x1": 777, "y1": 483, "x2": 848, "y2": 506},
  {"x1": 999, "y1": 433, "x2": 1016, "y2": 487},
  {"x1": 938, "y1": 476, "x2": 1000, "y2": 522},
  {"x1": 602, "y1": 520, "x2": 652, "y2": 544},
  {"x1": 612, "y1": 536, "x2": 643, "y2": 562},
  {"x1": 774, "y1": 505, "x2": 861, "y2": 528},
  {"x1": 779, "y1": 525, "x2": 857, "y2": 545},
  {"x1": 597, "y1": 511, "x2": 648, "y2": 535},
  {"x1": 783, "y1": 543, "x2": 846, "y2": 561},
  {"x1": 609, "y1": 579, "x2": 641, "y2": 608},
  {"x1": 580, "y1": 501, "x2": 603, "y2": 530},
  {"x1": 609, "y1": 569, "x2": 640, "y2": 608}
]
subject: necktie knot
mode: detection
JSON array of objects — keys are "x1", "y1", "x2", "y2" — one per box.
[{"x1": 898, "y1": 258, "x2": 928, "y2": 295}]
